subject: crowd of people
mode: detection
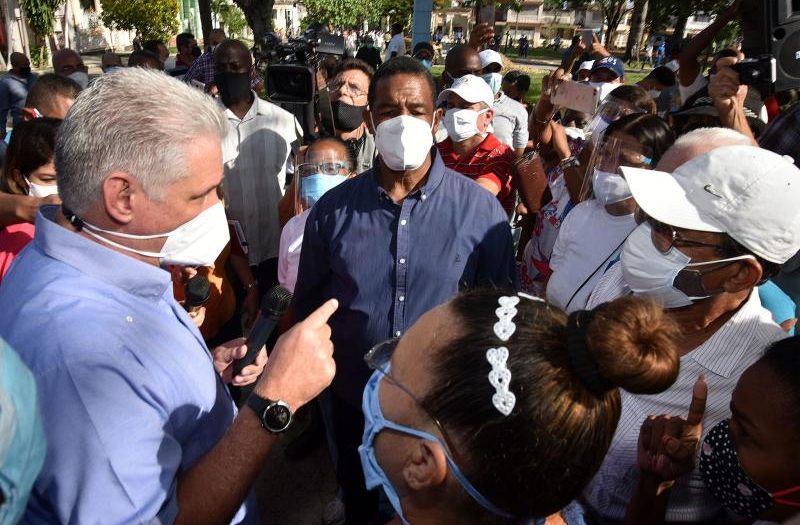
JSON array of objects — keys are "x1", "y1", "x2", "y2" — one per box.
[{"x1": 1, "y1": 4, "x2": 800, "y2": 524}]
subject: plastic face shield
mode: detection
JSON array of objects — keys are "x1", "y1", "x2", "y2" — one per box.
[
  {"x1": 583, "y1": 96, "x2": 646, "y2": 144},
  {"x1": 293, "y1": 149, "x2": 354, "y2": 214},
  {"x1": 579, "y1": 133, "x2": 653, "y2": 202}
]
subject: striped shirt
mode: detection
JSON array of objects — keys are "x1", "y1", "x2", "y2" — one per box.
[
  {"x1": 583, "y1": 284, "x2": 786, "y2": 523},
  {"x1": 437, "y1": 133, "x2": 516, "y2": 214}
]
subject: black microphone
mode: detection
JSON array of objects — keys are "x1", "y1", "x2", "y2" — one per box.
[
  {"x1": 232, "y1": 285, "x2": 293, "y2": 376},
  {"x1": 184, "y1": 275, "x2": 211, "y2": 313}
]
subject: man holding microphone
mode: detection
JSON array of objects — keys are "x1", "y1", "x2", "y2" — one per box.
[{"x1": 0, "y1": 68, "x2": 337, "y2": 524}]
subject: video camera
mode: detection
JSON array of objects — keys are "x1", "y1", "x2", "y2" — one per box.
[{"x1": 253, "y1": 26, "x2": 346, "y2": 104}]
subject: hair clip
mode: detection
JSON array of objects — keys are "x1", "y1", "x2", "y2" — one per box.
[
  {"x1": 517, "y1": 292, "x2": 546, "y2": 303},
  {"x1": 487, "y1": 296, "x2": 519, "y2": 416}
]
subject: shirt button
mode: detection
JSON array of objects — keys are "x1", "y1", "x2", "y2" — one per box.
[
  {"x1": 400, "y1": 219, "x2": 407, "y2": 226},
  {"x1": 126, "y1": 315, "x2": 133, "y2": 323},
  {"x1": 399, "y1": 258, "x2": 406, "y2": 264},
  {"x1": 394, "y1": 330, "x2": 401, "y2": 337},
  {"x1": 399, "y1": 295, "x2": 405, "y2": 302},
  {"x1": 421, "y1": 194, "x2": 427, "y2": 201}
]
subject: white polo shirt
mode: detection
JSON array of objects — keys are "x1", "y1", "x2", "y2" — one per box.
[{"x1": 583, "y1": 287, "x2": 786, "y2": 522}]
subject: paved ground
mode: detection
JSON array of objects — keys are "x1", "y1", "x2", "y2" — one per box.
[{"x1": 255, "y1": 433, "x2": 338, "y2": 525}]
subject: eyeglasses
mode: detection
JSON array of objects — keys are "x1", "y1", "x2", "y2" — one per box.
[
  {"x1": 297, "y1": 161, "x2": 353, "y2": 177},
  {"x1": 637, "y1": 212, "x2": 727, "y2": 254},
  {"x1": 328, "y1": 79, "x2": 368, "y2": 99},
  {"x1": 364, "y1": 338, "x2": 462, "y2": 463}
]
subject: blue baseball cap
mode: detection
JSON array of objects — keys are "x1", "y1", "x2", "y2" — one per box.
[{"x1": 591, "y1": 57, "x2": 625, "y2": 79}]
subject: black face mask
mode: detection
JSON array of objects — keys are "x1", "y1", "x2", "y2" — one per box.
[
  {"x1": 215, "y1": 72, "x2": 251, "y2": 106},
  {"x1": 191, "y1": 45, "x2": 202, "y2": 58},
  {"x1": 17, "y1": 66, "x2": 31, "y2": 78},
  {"x1": 332, "y1": 100, "x2": 366, "y2": 132}
]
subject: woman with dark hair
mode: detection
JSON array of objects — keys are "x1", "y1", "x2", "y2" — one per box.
[
  {"x1": 628, "y1": 336, "x2": 800, "y2": 524},
  {"x1": 546, "y1": 114, "x2": 675, "y2": 312},
  {"x1": 0, "y1": 117, "x2": 60, "y2": 283},
  {"x1": 360, "y1": 288, "x2": 681, "y2": 524}
]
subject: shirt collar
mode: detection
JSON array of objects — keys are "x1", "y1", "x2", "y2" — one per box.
[
  {"x1": 223, "y1": 92, "x2": 261, "y2": 123},
  {"x1": 372, "y1": 148, "x2": 446, "y2": 200},
  {"x1": 687, "y1": 290, "x2": 765, "y2": 378},
  {"x1": 34, "y1": 205, "x2": 172, "y2": 301},
  {"x1": 476, "y1": 133, "x2": 501, "y2": 152}
]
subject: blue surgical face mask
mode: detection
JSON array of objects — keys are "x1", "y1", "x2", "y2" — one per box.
[
  {"x1": 359, "y1": 369, "x2": 514, "y2": 524},
  {"x1": 482, "y1": 72, "x2": 502, "y2": 96},
  {"x1": 0, "y1": 341, "x2": 47, "y2": 524},
  {"x1": 299, "y1": 174, "x2": 347, "y2": 208},
  {"x1": 419, "y1": 59, "x2": 433, "y2": 71}
]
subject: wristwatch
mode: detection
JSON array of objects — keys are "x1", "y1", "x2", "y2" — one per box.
[
  {"x1": 246, "y1": 394, "x2": 293, "y2": 433},
  {"x1": 559, "y1": 156, "x2": 581, "y2": 169}
]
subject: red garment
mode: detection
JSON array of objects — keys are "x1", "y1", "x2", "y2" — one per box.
[
  {"x1": 0, "y1": 222, "x2": 34, "y2": 285},
  {"x1": 438, "y1": 133, "x2": 516, "y2": 214}
]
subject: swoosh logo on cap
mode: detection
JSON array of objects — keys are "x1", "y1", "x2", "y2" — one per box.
[{"x1": 704, "y1": 185, "x2": 723, "y2": 198}]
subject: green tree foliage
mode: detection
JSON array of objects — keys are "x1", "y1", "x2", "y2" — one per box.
[
  {"x1": 302, "y1": 0, "x2": 374, "y2": 28},
  {"x1": 100, "y1": 0, "x2": 180, "y2": 41},
  {"x1": 211, "y1": 0, "x2": 247, "y2": 37},
  {"x1": 20, "y1": 0, "x2": 61, "y2": 37}
]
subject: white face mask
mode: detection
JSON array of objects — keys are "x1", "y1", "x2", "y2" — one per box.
[
  {"x1": 24, "y1": 177, "x2": 58, "y2": 198},
  {"x1": 81, "y1": 201, "x2": 230, "y2": 267},
  {"x1": 443, "y1": 107, "x2": 488, "y2": 143},
  {"x1": 592, "y1": 169, "x2": 632, "y2": 205},
  {"x1": 648, "y1": 89, "x2": 662, "y2": 99},
  {"x1": 621, "y1": 223, "x2": 755, "y2": 309},
  {"x1": 68, "y1": 71, "x2": 89, "y2": 89},
  {"x1": 373, "y1": 115, "x2": 434, "y2": 171}
]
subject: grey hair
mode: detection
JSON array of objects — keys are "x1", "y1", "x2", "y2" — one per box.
[
  {"x1": 56, "y1": 68, "x2": 227, "y2": 215},
  {"x1": 672, "y1": 127, "x2": 753, "y2": 149},
  {"x1": 657, "y1": 127, "x2": 752, "y2": 172}
]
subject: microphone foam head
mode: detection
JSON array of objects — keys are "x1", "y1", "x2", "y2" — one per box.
[
  {"x1": 262, "y1": 285, "x2": 293, "y2": 319},
  {"x1": 185, "y1": 275, "x2": 211, "y2": 307}
]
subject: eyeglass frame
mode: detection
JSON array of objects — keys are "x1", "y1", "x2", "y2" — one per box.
[
  {"x1": 364, "y1": 337, "x2": 463, "y2": 465},
  {"x1": 327, "y1": 78, "x2": 368, "y2": 99},
  {"x1": 634, "y1": 210, "x2": 729, "y2": 254},
  {"x1": 297, "y1": 160, "x2": 353, "y2": 177}
]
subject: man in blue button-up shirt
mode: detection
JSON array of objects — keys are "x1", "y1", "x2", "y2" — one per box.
[
  {"x1": 0, "y1": 68, "x2": 339, "y2": 525},
  {"x1": 0, "y1": 52, "x2": 37, "y2": 131},
  {"x1": 293, "y1": 57, "x2": 517, "y2": 525}
]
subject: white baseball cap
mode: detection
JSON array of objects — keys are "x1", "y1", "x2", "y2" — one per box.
[
  {"x1": 437, "y1": 74, "x2": 495, "y2": 109},
  {"x1": 479, "y1": 49, "x2": 503, "y2": 69},
  {"x1": 621, "y1": 145, "x2": 800, "y2": 264},
  {"x1": 578, "y1": 60, "x2": 595, "y2": 72}
]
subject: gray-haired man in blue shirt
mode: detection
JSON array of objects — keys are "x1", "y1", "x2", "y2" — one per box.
[
  {"x1": 294, "y1": 56, "x2": 517, "y2": 525},
  {"x1": 0, "y1": 68, "x2": 339, "y2": 525}
]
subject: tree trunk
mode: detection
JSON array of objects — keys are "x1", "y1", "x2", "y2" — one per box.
[
  {"x1": 233, "y1": 0, "x2": 274, "y2": 44},
  {"x1": 624, "y1": 0, "x2": 647, "y2": 61},
  {"x1": 198, "y1": 0, "x2": 212, "y2": 44}
]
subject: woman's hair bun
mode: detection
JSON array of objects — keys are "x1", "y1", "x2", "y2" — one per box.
[{"x1": 586, "y1": 297, "x2": 681, "y2": 395}]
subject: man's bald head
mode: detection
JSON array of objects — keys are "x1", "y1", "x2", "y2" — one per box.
[
  {"x1": 444, "y1": 45, "x2": 481, "y2": 87},
  {"x1": 53, "y1": 48, "x2": 84, "y2": 77},
  {"x1": 214, "y1": 39, "x2": 252, "y2": 70},
  {"x1": 656, "y1": 127, "x2": 753, "y2": 172},
  {"x1": 10, "y1": 52, "x2": 29, "y2": 69}
]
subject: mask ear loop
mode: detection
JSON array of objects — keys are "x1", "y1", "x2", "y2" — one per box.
[{"x1": 772, "y1": 486, "x2": 800, "y2": 507}]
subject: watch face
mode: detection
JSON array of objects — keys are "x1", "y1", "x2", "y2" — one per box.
[{"x1": 264, "y1": 402, "x2": 292, "y2": 432}]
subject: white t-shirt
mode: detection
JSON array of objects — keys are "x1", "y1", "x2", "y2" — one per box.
[
  {"x1": 678, "y1": 72, "x2": 708, "y2": 106},
  {"x1": 277, "y1": 209, "x2": 310, "y2": 294},
  {"x1": 547, "y1": 199, "x2": 636, "y2": 313},
  {"x1": 385, "y1": 34, "x2": 406, "y2": 60}
]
